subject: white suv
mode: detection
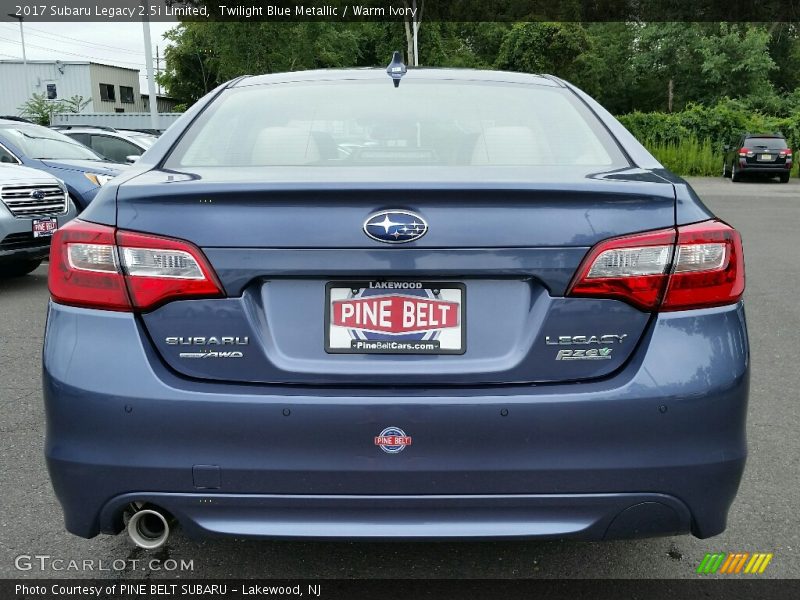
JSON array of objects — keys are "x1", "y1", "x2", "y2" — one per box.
[{"x1": 0, "y1": 164, "x2": 77, "y2": 277}]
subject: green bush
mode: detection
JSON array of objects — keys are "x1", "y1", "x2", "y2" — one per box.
[{"x1": 618, "y1": 100, "x2": 800, "y2": 176}]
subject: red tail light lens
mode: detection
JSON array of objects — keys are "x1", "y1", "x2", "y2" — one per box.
[
  {"x1": 49, "y1": 220, "x2": 223, "y2": 312},
  {"x1": 567, "y1": 220, "x2": 744, "y2": 312},
  {"x1": 50, "y1": 221, "x2": 129, "y2": 310},
  {"x1": 738, "y1": 147, "x2": 754, "y2": 157},
  {"x1": 116, "y1": 229, "x2": 223, "y2": 309}
]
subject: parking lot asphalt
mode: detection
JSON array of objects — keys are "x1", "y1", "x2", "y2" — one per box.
[{"x1": 0, "y1": 176, "x2": 798, "y2": 580}]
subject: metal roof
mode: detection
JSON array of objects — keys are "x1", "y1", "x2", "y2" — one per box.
[{"x1": 0, "y1": 59, "x2": 139, "y2": 72}]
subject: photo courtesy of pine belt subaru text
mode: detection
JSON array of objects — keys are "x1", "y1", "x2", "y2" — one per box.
[{"x1": 42, "y1": 63, "x2": 749, "y2": 549}]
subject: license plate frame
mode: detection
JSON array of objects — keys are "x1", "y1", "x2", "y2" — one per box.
[
  {"x1": 325, "y1": 281, "x2": 466, "y2": 355},
  {"x1": 759, "y1": 154, "x2": 773, "y2": 161},
  {"x1": 32, "y1": 217, "x2": 58, "y2": 238}
]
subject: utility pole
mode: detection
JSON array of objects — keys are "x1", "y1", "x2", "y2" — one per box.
[
  {"x1": 668, "y1": 78, "x2": 674, "y2": 113},
  {"x1": 7, "y1": 14, "x2": 30, "y2": 97},
  {"x1": 412, "y1": 0, "x2": 419, "y2": 66},
  {"x1": 156, "y1": 45, "x2": 161, "y2": 95},
  {"x1": 141, "y1": 0, "x2": 159, "y2": 130}
]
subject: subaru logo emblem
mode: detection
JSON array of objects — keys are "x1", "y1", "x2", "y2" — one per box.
[
  {"x1": 30, "y1": 189, "x2": 46, "y2": 200},
  {"x1": 363, "y1": 210, "x2": 428, "y2": 244}
]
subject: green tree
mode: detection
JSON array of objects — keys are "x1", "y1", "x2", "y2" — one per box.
[
  {"x1": 18, "y1": 93, "x2": 63, "y2": 125},
  {"x1": 577, "y1": 23, "x2": 639, "y2": 114},
  {"x1": 766, "y1": 23, "x2": 800, "y2": 95},
  {"x1": 420, "y1": 22, "x2": 511, "y2": 69},
  {"x1": 631, "y1": 23, "x2": 777, "y2": 112},
  {"x1": 156, "y1": 18, "x2": 797, "y2": 117},
  {"x1": 630, "y1": 22, "x2": 707, "y2": 112},
  {"x1": 697, "y1": 24, "x2": 776, "y2": 102},
  {"x1": 158, "y1": 22, "x2": 375, "y2": 104},
  {"x1": 156, "y1": 23, "x2": 222, "y2": 103},
  {"x1": 494, "y1": 22, "x2": 591, "y2": 82},
  {"x1": 60, "y1": 95, "x2": 91, "y2": 114}
]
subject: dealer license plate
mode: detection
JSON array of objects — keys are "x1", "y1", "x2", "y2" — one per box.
[
  {"x1": 32, "y1": 217, "x2": 58, "y2": 238},
  {"x1": 325, "y1": 281, "x2": 465, "y2": 354}
]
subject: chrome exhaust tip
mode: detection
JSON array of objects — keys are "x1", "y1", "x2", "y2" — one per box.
[{"x1": 127, "y1": 508, "x2": 170, "y2": 550}]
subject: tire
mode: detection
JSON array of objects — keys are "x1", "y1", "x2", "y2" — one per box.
[
  {"x1": 722, "y1": 161, "x2": 731, "y2": 178},
  {"x1": 780, "y1": 173, "x2": 790, "y2": 183},
  {"x1": 0, "y1": 260, "x2": 42, "y2": 278},
  {"x1": 731, "y1": 162, "x2": 742, "y2": 182}
]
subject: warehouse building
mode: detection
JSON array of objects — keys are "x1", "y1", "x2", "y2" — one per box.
[{"x1": 0, "y1": 60, "x2": 176, "y2": 115}]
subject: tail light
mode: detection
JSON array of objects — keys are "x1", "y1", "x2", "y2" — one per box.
[
  {"x1": 779, "y1": 149, "x2": 792, "y2": 159},
  {"x1": 49, "y1": 221, "x2": 129, "y2": 311},
  {"x1": 738, "y1": 147, "x2": 754, "y2": 158},
  {"x1": 50, "y1": 220, "x2": 223, "y2": 311},
  {"x1": 568, "y1": 220, "x2": 744, "y2": 311}
]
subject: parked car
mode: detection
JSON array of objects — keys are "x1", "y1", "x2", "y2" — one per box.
[
  {"x1": 44, "y1": 67, "x2": 748, "y2": 549},
  {"x1": 723, "y1": 132, "x2": 792, "y2": 182},
  {"x1": 53, "y1": 125, "x2": 158, "y2": 164},
  {"x1": 0, "y1": 163, "x2": 77, "y2": 277},
  {"x1": 0, "y1": 118, "x2": 125, "y2": 211}
]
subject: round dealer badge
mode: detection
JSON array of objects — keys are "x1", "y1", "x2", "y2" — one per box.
[{"x1": 374, "y1": 427, "x2": 412, "y2": 454}]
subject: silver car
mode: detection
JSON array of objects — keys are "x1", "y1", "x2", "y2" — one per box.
[
  {"x1": 53, "y1": 126, "x2": 158, "y2": 164},
  {"x1": 0, "y1": 164, "x2": 77, "y2": 277}
]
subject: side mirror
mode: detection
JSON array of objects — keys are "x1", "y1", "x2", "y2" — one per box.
[
  {"x1": 722, "y1": 145, "x2": 730, "y2": 152},
  {"x1": 125, "y1": 155, "x2": 140, "y2": 164}
]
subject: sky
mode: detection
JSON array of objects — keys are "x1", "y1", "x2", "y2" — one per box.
[{"x1": 0, "y1": 21, "x2": 176, "y2": 93}]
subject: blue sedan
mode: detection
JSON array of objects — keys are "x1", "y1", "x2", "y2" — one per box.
[
  {"x1": 43, "y1": 67, "x2": 748, "y2": 549},
  {"x1": 0, "y1": 118, "x2": 124, "y2": 211}
]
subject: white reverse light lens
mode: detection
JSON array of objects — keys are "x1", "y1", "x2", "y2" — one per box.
[
  {"x1": 674, "y1": 243, "x2": 727, "y2": 273},
  {"x1": 67, "y1": 243, "x2": 119, "y2": 273},
  {"x1": 587, "y1": 245, "x2": 672, "y2": 278},
  {"x1": 121, "y1": 247, "x2": 205, "y2": 279}
]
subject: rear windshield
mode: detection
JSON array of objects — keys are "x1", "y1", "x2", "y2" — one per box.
[
  {"x1": 167, "y1": 80, "x2": 628, "y2": 169},
  {"x1": 0, "y1": 124, "x2": 103, "y2": 160},
  {"x1": 745, "y1": 137, "x2": 788, "y2": 150}
]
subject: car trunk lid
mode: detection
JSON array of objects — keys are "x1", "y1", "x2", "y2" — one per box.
[{"x1": 118, "y1": 167, "x2": 675, "y2": 386}]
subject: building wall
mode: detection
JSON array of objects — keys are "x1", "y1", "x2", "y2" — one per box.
[
  {"x1": 0, "y1": 61, "x2": 176, "y2": 117},
  {"x1": 88, "y1": 63, "x2": 143, "y2": 113},
  {"x1": 0, "y1": 62, "x2": 92, "y2": 115}
]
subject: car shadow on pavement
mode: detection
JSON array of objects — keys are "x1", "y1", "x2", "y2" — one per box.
[{"x1": 129, "y1": 531, "x2": 696, "y2": 579}]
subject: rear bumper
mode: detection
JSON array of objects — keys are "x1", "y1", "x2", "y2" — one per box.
[
  {"x1": 97, "y1": 492, "x2": 693, "y2": 541},
  {"x1": 43, "y1": 302, "x2": 749, "y2": 541},
  {"x1": 0, "y1": 243, "x2": 50, "y2": 264},
  {"x1": 739, "y1": 163, "x2": 791, "y2": 173}
]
